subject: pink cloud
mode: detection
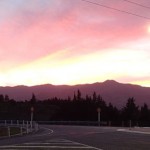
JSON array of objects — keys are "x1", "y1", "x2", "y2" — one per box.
[{"x1": 0, "y1": 0, "x2": 149, "y2": 68}]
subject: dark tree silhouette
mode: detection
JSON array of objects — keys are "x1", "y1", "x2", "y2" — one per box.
[
  {"x1": 30, "y1": 93, "x2": 36, "y2": 105},
  {"x1": 140, "y1": 103, "x2": 150, "y2": 126},
  {"x1": 0, "y1": 92, "x2": 149, "y2": 127},
  {"x1": 122, "y1": 97, "x2": 139, "y2": 125},
  {"x1": 0, "y1": 94, "x2": 4, "y2": 102},
  {"x1": 92, "y1": 92, "x2": 97, "y2": 102},
  {"x1": 73, "y1": 92, "x2": 77, "y2": 101},
  {"x1": 77, "y1": 89, "x2": 81, "y2": 101},
  {"x1": 4, "y1": 95, "x2": 9, "y2": 101}
]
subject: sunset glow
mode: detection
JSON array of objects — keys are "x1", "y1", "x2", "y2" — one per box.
[
  {"x1": 0, "y1": 0, "x2": 150, "y2": 87},
  {"x1": 148, "y1": 26, "x2": 150, "y2": 33}
]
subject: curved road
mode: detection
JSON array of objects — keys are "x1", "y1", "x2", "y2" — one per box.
[{"x1": 0, "y1": 125, "x2": 149, "y2": 150}]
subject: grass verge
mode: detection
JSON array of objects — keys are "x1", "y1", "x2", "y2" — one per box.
[{"x1": 0, "y1": 126, "x2": 25, "y2": 137}]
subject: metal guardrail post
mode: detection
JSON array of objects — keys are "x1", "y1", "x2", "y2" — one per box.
[
  {"x1": 26, "y1": 121, "x2": 29, "y2": 133},
  {"x1": 23, "y1": 120, "x2": 24, "y2": 127},
  {"x1": 129, "y1": 120, "x2": 132, "y2": 128},
  {"x1": 35, "y1": 123, "x2": 39, "y2": 131},
  {"x1": 122, "y1": 121, "x2": 124, "y2": 127},
  {"x1": 17, "y1": 120, "x2": 19, "y2": 125},
  {"x1": 8, "y1": 126, "x2": 10, "y2": 137},
  {"x1": 20, "y1": 126, "x2": 23, "y2": 135},
  {"x1": 5, "y1": 120, "x2": 7, "y2": 126}
]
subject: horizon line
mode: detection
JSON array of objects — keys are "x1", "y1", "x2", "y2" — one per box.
[{"x1": 0, "y1": 80, "x2": 149, "y2": 88}]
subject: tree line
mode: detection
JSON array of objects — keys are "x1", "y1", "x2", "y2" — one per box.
[{"x1": 0, "y1": 90, "x2": 150, "y2": 126}]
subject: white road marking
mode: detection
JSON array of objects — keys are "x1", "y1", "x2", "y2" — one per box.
[
  {"x1": 33, "y1": 127, "x2": 54, "y2": 137},
  {"x1": 60, "y1": 139, "x2": 103, "y2": 150},
  {"x1": 40, "y1": 127, "x2": 54, "y2": 133},
  {"x1": 24, "y1": 142, "x2": 81, "y2": 145},
  {"x1": 0, "y1": 138, "x2": 103, "y2": 150}
]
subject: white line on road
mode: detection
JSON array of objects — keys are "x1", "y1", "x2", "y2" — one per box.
[
  {"x1": 0, "y1": 138, "x2": 103, "y2": 150},
  {"x1": 33, "y1": 127, "x2": 54, "y2": 137},
  {"x1": 40, "y1": 126, "x2": 54, "y2": 134},
  {"x1": 62, "y1": 139, "x2": 103, "y2": 150},
  {"x1": 24, "y1": 142, "x2": 82, "y2": 145}
]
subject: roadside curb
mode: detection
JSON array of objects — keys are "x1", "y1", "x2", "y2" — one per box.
[{"x1": 117, "y1": 127, "x2": 150, "y2": 135}]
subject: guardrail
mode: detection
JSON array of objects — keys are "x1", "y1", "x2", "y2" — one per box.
[
  {"x1": 0, "y1": 120, "x2": 39, "y2": 138},
  {"x1": 37, "y1": 121, "x2": 107, "y2": 126},
  {"x1": 37, "y1": 120, "x2": 150, "y2": 127}
]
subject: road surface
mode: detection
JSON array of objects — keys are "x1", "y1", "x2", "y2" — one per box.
[{"x1": 0, "y1": 125, "x2": 149, "y2": 150}]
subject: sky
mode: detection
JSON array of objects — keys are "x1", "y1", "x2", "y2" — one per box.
[{"x1": 0, "y1": 0, "x2": 150, "y2": 87}]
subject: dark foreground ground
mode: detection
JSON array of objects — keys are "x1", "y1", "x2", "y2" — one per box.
[{"x1": 0, "y1": 125, "x2": 149, "y2": 150}]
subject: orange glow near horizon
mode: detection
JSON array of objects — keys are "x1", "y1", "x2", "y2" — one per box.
[{"x1": 1, "y1": 48, "x2": 150, "y2": 87}]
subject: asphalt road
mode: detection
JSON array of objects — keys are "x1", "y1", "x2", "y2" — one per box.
[{"x1": 0, "y1": 125, "x2": 149, "y2": 150}]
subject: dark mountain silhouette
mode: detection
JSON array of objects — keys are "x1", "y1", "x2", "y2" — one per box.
[{"x1": 0, "y1": 80, "x2": 150, "y2": 107}]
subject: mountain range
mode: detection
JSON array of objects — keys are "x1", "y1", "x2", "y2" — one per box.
[{"x1": 0, "y1": 80, "x2": 150, "y2": 107}]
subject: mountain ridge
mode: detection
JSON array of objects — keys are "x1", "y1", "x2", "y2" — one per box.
[{"x1": 0, "y1": 80, "x2": 150, "y2": 107}]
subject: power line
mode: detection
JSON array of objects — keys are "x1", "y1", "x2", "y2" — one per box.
[
  {"x1": 123, "y1": 0, "x2": 150, "y2": 9},
  {"x1": 81, "y1": 0, "x2": 150, "y2": 20}
]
